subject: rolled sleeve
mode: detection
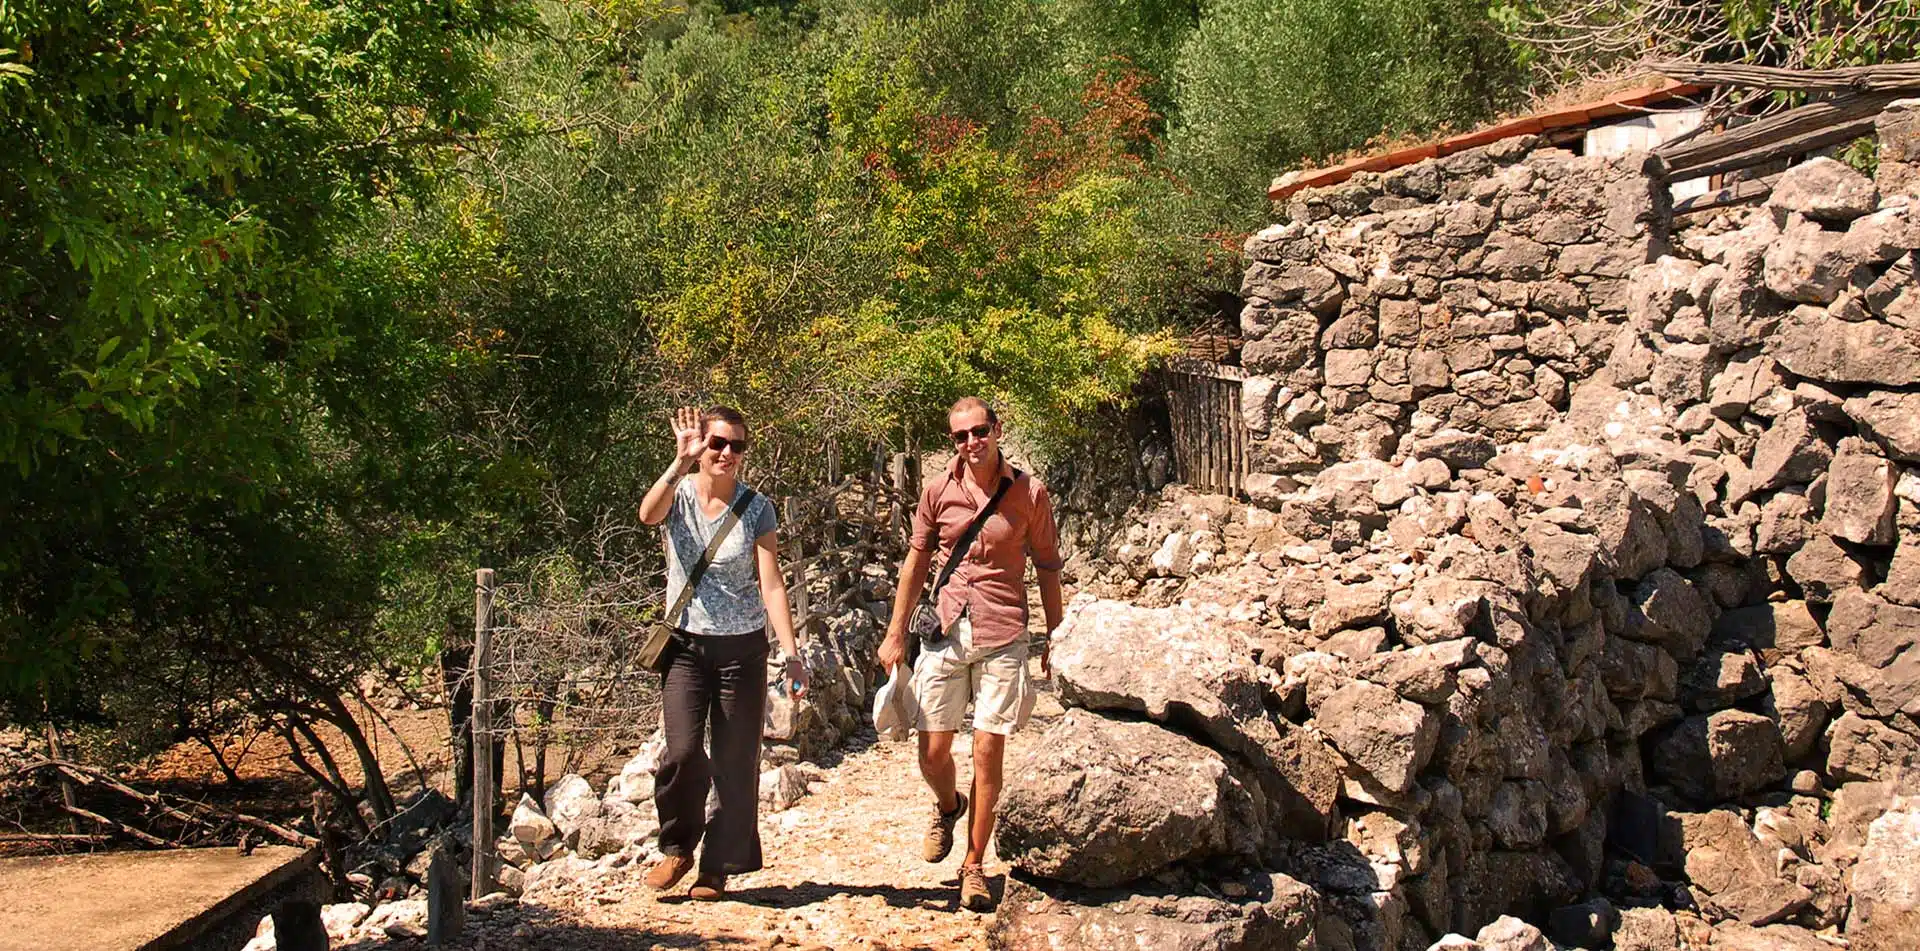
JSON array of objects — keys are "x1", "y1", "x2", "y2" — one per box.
[
  {"x1": 908, "y1": 481, "x2": 940, "y2": 552},
  {"x1": 1026, "y1": 481, "x2": 1063, "y2": 572}
]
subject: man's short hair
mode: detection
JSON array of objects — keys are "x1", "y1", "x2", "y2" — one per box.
[{"x1": 948, "y1": 396, "x2": 998, "y2": 424}]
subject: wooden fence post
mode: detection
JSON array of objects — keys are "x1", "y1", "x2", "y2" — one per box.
[
  {"x1": 786, "y1": 499, "x2": 809, "y2": 638},
  {"x1": 889, "y1": 452, "x2": 911, "y2": 537},
  {"x1": 470, "y1": 568, "x2": 495, "y2": 900}
]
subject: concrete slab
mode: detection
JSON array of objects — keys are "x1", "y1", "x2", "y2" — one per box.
[{"x1": 0, "y1": 846, "x2": 323, "y2": 950}]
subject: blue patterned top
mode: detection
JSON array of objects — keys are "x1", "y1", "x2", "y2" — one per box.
[{"x1": 663, "y1": 479, "x2": 779, "y2": 636}]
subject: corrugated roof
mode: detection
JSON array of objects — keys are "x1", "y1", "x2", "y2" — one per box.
[{"x1": 1267, "y1": 79, "x2": 1709, "y2": 201}]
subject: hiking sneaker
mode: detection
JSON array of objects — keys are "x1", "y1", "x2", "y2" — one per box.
[
  {"x1": 644, "y1": 853, "x2": 694, "y2": 892},
  {"x1": 959, "y1": 863, "x2": 993, "y2": 911},
  {"x1": 923, "y1": 792, "x2": 969, "y2": 863}
]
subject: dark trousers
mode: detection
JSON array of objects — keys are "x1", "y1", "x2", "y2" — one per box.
[{"x1": 654, "y1": 630, "x2": 769, "y2": 875}]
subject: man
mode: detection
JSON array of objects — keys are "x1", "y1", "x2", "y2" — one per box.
[{"x1": 878, "y1": 397, "x2": 1065, "y2": 912}]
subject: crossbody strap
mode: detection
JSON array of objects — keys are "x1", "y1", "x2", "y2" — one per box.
[
  {"x1": 666, "y1": 487, "x2": 759, "y2": 628},
  {"x1": 929, "y1": 472, "x2": 1015, "y2": 599}
]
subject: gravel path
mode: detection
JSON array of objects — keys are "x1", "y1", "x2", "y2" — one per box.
[{"x1": 428, "y1": 676, "x2": 1066, "y2": 951}]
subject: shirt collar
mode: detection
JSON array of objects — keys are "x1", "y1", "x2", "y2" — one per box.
[{"x1": 946, "y1": 449, "x2": 1014, "y2": 489}]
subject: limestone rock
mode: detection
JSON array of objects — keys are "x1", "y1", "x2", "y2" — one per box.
[
  {"x1": 1612, "y1": 906, "x2": 1677, "y2": 951},
  {"x1": 1749, "y1": 409, "x2": 1833, "y2": 492},
  {"x1": 1407, "y1": 430, "x2": 1496, "y2": 471},
  {"x1": 1767, "y1": 157, "x2": 1878, "y2": 223},
  {"x1": 1785, "y1": 535, "x2": 1870, "y2": 603},
  {"x1": 1626, "y1": 568, "x2": 1714, "y2": 657},
  {"x1": 1650, "y1": 710, "x2": 1784, "y2": 802},
  {"x1": 1847, "y1": 808, "x2": 1920, "y2": 950},
  {"x1": 1052, "y1": 598, "x2": 1339, "y2": 838},
  {"x1": 988, "y1": 873, "x2": 1319, "y2": 951},
  {"x1": 1826, "y1": 712, "x2": 1920, "y2": 783},
  {"x1": 1472, "y1": 915, "x2": 1547, "y2": 951},
  {"x1": 1315, "y1": 681, "x2": 1439, "y2": 795},
  {"x1": 1822, "y1": 447, "x2": 1898, "y2": 544},
  {"x1": 1844, "y1": 390, "x2": 1920, "y2": 461},
  {"x1": 509, "y1": 794, "x2": 563, "y2": 862},
  {"x1": 1312, "y1": 581, "x2": 1392, "y2": 635},
  {"x1": 1763, "y1": 667, "x2": 1830, "y2": 763},
  {"x1": 1772, "y1": 303, "x2": 1920, "y2": 386},
  {"x1": 542, "y1": 774, "x2": 601, "y2": 845},
  {"x1": 1827, "y1": 590, "x2": 1920, "y2": 714},
  {"x1": 997, "y1": 710, "x2": 1261, "y2": 887}
]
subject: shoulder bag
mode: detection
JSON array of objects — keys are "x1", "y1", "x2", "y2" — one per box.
[
  {"x1": 908, "y1": 473, "x2": 1013, "y2": 647},
  {"x1": 641, "y1": 487, "x2": 759, "y2": 673}
]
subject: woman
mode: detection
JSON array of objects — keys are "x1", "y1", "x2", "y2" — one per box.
[{"x1": 636, "y1": 405, "x2": 808, "y2": 901}]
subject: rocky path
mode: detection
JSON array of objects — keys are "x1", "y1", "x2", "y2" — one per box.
[{"x1": 425, "y1": 681, "x2": 1066, "y2": 951}]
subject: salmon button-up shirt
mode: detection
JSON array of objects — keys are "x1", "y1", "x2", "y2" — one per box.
[{"x1": 910, "y1": 453, "x2": 1063, "y2": 650}]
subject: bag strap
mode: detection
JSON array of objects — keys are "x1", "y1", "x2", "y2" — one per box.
[
  {"x1": 928, "y1": 471, "x2": 1015, "y2": 599},
  {"x1": 665, "y1": 487, "x2": 759, "y2": 629}
]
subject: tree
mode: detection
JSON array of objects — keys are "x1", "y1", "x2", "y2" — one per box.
[
  {"x1": 1, "y1": 0, "x2": 518, "y2": 826},
  {"x1": 1168, "y1": 0, "x2": 1526, "y2": 220}
]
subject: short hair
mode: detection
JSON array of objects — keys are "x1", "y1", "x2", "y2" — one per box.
[
  {"x1": 700, "y1": 405, "x2": 748, "y2": 440},
  {"x1": 948, "y1": 396, "x2": 998, "y2": 424}
]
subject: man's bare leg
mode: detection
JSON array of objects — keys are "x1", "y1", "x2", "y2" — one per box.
[
  {"x1": 918, "y1": 730, "x2": 961, "y2": 812},
  {"x1": 962, "y1": 731, "x2": 1006, "y2": 865}
]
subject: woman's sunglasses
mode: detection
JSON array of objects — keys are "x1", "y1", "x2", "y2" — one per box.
[
  {"x1": 949, "y1": 423, "x2": 993, "y2": 445},
  {"x1": 706, "y1": 435, "x2": 750, "y2": 454}
]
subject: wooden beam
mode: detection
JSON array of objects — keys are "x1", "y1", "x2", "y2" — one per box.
[
  {"x1": 1653, "y1": 60, "x2": 1920, "y2": 95},
  {"x1": 1656, "y1": 93, "x2": 1897, "y2": 171},
  {"x1": 1668, "y1": 117, "x2": 1880, "y2": 181},
  {"x1": 1673, "y1": 176, "x2": 1778, "y2": 216}
]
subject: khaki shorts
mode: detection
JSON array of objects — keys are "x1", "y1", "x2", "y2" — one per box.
[{"x1": 911, "y1": 616, "x2": 1035, "y2": 736}]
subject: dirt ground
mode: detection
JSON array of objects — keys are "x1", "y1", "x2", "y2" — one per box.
[{"x1": 383, "y1": 673, "x2": 1068, "y2": 951}]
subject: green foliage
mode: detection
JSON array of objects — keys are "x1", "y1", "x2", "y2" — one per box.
[
  {"x1": 0, "y1": 0, "x2": 519, "y2": 731},
  {"x1": 1169, "y1": 0, "x2": 1525, "y2": 219}
]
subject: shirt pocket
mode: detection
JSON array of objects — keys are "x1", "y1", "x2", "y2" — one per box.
[{"x1": 973, "y1": 507, "x2": 1023, "y2": 562}]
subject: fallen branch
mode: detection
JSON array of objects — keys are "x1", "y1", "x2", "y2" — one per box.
[
  {"x1": 60, "y1": 803, "x2": 172, "y2": 848},
  {"x1": 19, "y1": 759, "x2": 318, "y2": 848},
  {"x1": 1653, "y1": 60, "x2": 1920, "y2": 94},
  {"x1": 0, "y1": 832, "x2": 110, "y2": 843}
]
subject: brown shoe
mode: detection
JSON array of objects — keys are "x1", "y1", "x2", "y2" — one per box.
[
  {"x1": 688, "y1": 872, "x2": 726, "y2": 901},
  {"x1": 959, "y1": 863, "x2": 993, "y2": 911},
  {"x1": 644, "y1": 854, "x2": 694, "y2": 891},
  {"x1": 923, "y1": 792, "x2": 968, "y2": 863}
]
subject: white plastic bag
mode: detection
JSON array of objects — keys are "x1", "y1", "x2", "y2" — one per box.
[{"x1": 872, "y1": 659, "x2": 919, "y2": 741}]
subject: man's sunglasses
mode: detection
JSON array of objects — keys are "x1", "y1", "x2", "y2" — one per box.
[
  {"x1": 950, "y1": 423, "x2": 993, "y2": 445},
  {"x1": 706, "y1": 435, "x2": 750, "y2": 454}
]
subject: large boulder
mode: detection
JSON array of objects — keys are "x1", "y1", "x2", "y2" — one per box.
[
  {"x1": 989, "y1": 873, "x2": 1320, "y2": 951},
  {"x1": 1052, "y1": 598, "x2": 1340, "y2": 838},
  {"x1": 997, "y1": 710, "x2": 1262, "y2": 887}
]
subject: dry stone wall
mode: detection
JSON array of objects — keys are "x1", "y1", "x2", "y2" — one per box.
[{"x1": 993, "y1": 106, "x2": 1920, "y2": 951}]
